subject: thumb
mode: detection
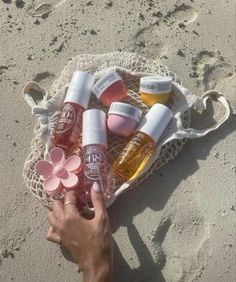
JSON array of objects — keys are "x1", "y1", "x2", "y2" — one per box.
[{"x1": 91, "y1": 182, "x2": 106, "y2": 216}]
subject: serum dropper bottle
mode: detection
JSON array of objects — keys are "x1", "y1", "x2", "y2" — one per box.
[
  {"x1": 82, "y1": 109, "x2": 108, "y2": 198},
  {"x1": 112, "y1": 103, "x2": 173, "y2": 181},
  {"x1": 52, "y1": 71, "x2": 93, "y2": 152}
]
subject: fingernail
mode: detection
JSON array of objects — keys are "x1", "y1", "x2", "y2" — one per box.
[{"x1": 92, "y1": 182, "x2": 101, "y2": 193}]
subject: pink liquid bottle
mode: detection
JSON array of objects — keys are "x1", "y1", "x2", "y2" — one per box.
[
  {"x1": 52, "y1": 71, "x2": 93, "y2": 153},
  {"x1": 82, "y1": 109, "x2": 108, "y2": 199}
]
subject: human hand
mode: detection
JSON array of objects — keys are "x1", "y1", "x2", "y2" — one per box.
[{"x1": 47, "y1": 182, "x2": 113, "y2": 282}]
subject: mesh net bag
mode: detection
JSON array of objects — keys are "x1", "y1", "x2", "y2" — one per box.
[{"x1": 22, "y1": 52, "x2": 204, "y2": 208}]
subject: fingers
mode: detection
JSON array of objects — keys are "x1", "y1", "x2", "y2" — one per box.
[
  {"x1": 46, "y1": 226, "x2": 61, "y2": 244},
  {"x1": 47, "y1": 211, "x2": 58, "y2": 230},
  {"x1": 48, "y1": 191, "x2": 81, "y2": 231},
  {"x1": 52, "y1": 199, "x2": 64, "y2": 218},
  {"x1": 91, "y1": 182, "x2": 106, "y2": 217},
  {"x1": 64, "y1": 191, "x2": 80, "y2": 217}
]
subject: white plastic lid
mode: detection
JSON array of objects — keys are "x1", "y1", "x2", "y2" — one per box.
[
  {"x1": 138, "y1": 103, "x2": 173, "y2": 143},
  {"x1": 108, "y1": 102, "x2": 142, "y2": 123},
  {"x1": 93, "y1": 69, "x2": 122, "y2": 99},
  {"x1": 82, "y1": 109, "x2": 107, "y2": 147},
  {"x1": 140, "y1": 76, "x2": 172, "y2": 94},
  {"x1": 64, "y1": 71, "x2": 94, "y2": 108}
]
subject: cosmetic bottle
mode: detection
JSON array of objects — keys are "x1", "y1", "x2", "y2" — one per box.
[
  {"x1": 52, "y1": 71, "x2": 93, "y2": 151},
  {"x1": 82, "y1": 109, "x2": 108, "y2": 197},
  {"x1": 93, "y1": 69, "x2": 127, "y2": 106},
  {"x1": 140, "y1": 76, "x2": 172, "y2": 106},
  {"x1": 112, "y1": 104, "x2": 173, "y2": 181},
  {"x1": 107, "y1": 102, "x2": 142, "y2": 137}
]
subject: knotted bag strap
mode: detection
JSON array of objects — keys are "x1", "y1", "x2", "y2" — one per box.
[{"x1": 174, "y1": 90, "x2": 231, "y2": 139}]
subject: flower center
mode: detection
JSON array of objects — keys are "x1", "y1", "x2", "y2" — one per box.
[{"x1": 53, "y1": 165, "x2": 66, "y2": 178}]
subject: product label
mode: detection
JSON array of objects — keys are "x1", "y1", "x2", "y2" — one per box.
[
  {"x1": 140, "y1": 82, "x2": 171, "y2": 94},
  {"x1": 93, "y1": 70, "x2": 121, "y2": 98},
  {"x1": 110, "y1": 103, "x2": 140, "y2": 120},
  {"x1": 84, "y1": 147, "x2": 106, "y2": 181},
  {"x1": 56, "y1": 103, "x2": 76, "y2": 133}
]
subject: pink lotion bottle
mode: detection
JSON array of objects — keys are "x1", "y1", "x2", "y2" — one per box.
[
  {"x1": 82, "y1": 109, "x2": 108, "y2": 198},
  {"x1": 52, "y1": 71, "x2": 93, "y2": 152}
]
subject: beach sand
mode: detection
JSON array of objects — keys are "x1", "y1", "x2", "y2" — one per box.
[{"x1": 0, "y1": 0, "x2": 235, "y2": 281}]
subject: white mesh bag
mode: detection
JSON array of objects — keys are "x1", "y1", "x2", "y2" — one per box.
[{"x1": 22, "y1": 52, "x2": 230, "y2": 208}]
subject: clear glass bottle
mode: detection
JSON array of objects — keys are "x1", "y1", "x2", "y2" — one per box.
[
  {"x1": 82, "y1": 109, "x2": 108, "y2": 198},
  {"x1": 52, "y1": 71, "x2": 93, "y2": 152},
  {"x1": 112, "y1": 131, "x2": 155, "y2": 180},
  {"x1": 112, "y1": 103, "x2": 173, "y2": 181}
]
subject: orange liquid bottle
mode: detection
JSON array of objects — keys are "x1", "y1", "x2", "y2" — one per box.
[
  {"x1": 112, "y1": 131, "x2": 155, "y2": 180},
  {"x1": 52, "y1": 71, "x2": 93, "y2": 152},
  {"x1": 112, "y1": 104, "x2": 173, "y2": 181}
]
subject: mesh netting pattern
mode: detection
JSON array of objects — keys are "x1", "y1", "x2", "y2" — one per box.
[{"x1": 23, "y1": 52, "x2": 190, "y2": 208}]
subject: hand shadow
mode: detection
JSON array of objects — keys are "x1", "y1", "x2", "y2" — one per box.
[
  {"x1": 113, "y1": 230, "x2": 166, "y2": 282},
  {"x1": 108, "y1": 102, "x2": 235, "y2": 282}
]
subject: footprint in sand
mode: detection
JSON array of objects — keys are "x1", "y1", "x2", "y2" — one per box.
[
  {"x1": 151, "y1": 217, "x2": 172, "y2": 269},
  {"x1": 151, "y1": 210, "x2": 211, "y2": 282},
  {"x1": 26, "y1": 0, "x2": 66, "y2": 18},
  {"x1": 0, "y1": 197, "x2": 33, "y2": 263},
  {"x1": 33, "y1": 71, "x2": 54, "y2": 83},
  {"x1": 191, "y1": 50, "x2": 234, "y2": 90},
  {"x1": 0, "y1": 227, "x2": 32, "y2": 262},
  {"x1": 134, "y1": 3, "x2": 198, "y2": 58},
  {"x1": 164, "y1": 3, "x2": 198, "y2": 25}
]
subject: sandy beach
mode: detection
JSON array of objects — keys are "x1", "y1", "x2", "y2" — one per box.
[{"x1": 0, "y1": 0, "x2": 235, "y2": 281}]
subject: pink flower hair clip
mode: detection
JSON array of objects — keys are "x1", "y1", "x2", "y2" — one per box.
[{"x1": 35, "y1": 147, "x2": 82, "y2": 197}]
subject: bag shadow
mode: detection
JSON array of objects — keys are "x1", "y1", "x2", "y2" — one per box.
[{"x1": 109, "y1": 109, "x2": 235, "y2": 282}]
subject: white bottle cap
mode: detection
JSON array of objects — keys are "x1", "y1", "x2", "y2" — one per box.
[
  {"x1": 64, "y1": 71, "x2": 94, "y2": 109},
  {"x1": 140, "y1": 76, "x2": 172, "y2": 94},
  {"x1": 108, "y1": 102, "x2": 142, "y2": 123},
  {"x1": 82, "y1": 109, "x2": 107, "y2": 147},
  {"x1": 138, "y1": 104, "x2": 173, "y2": 143}
]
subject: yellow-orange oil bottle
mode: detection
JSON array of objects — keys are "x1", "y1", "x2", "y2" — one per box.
[{"x1": 112, "y1": 104, "x2": 173, "y2": 181}]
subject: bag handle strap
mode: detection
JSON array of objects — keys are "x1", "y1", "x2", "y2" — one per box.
[
  {"x1": 22, "y1": 81, "x2": 48, "y2": 109},
  {"x1": 175, "y1": 90, "x2": 231, "y2": 139}
]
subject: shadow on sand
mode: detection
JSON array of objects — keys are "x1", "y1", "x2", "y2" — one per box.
[
  {"x1": 61, "y1": 102, "x2": 235, "y2": 282},
  {"x1": 109, "y1": 104, "x2": 235, "y2": 282}
]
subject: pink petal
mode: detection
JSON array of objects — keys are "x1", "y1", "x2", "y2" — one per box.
[
  {"x1": 43, "y1": 175, "x2": 62, "y2": 197},
  {"x1": 61, "y1": 172, "x2": 79, "y2": 190},
  {"x1": 64, "y1": 155, "x2": 82, "y2": 173},
  {"x1": 35, "y1": 160, "x2": 53, "y2": 178},
  {"x1": 50, "y1": 147, "x2": 65, "y2": 165}
]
